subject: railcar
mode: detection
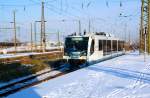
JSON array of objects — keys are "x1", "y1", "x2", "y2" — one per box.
[{"x1": 63, "y1": 32, "x2": 125, "y2": 67}]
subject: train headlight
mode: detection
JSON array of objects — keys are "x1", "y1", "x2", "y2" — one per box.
[
  {"x1": 82, "y1": 52, "x2": 87, "y2": 56},
  {"x1": 81, "y1": 51, "x2": 87, "y2": 56},
  {"x1": 64, "y1": 52, "x2": 68, "y2": 56}
]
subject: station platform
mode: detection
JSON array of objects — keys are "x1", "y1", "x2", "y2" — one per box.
[{"x1": 7, "y1": 51, "x2": 150, "y2": 98}]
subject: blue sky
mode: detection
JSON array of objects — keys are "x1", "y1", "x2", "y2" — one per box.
[{"x1": 0, "y1": 0, "x2": 141, "y2": 43}]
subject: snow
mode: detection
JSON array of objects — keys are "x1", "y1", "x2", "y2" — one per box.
[
  {"x1": 0, "y1": 46, "x2": 62, "y2": 53},
  {"x1": 0, "y1": 68, "x2": 51, "y2": 88},
  {"x1": 0, "y1": 46, "x2": 63, "y2": 59},
  {"x1": 7, "y1": 51, "x2": 150, "y2": 98},
  {"x1": 0, "y1": 51, "x2": 60, "y2": 59}
]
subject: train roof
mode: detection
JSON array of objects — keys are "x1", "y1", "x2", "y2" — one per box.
[{"x1": 66, "y1": 32, "x2": 123, "y2": 41}]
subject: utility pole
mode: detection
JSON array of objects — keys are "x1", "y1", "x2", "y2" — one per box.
[
  {"x1": 148, "y1": 0, "x2": 150, "y2": 54},
  {"x1": 57, "y1": 31, "x2": 60, "y2": 46},
  {"x1": 124, "y1": 23, "x2": 127, "y2": 43},
  {"x1": 41, "y1": 1, "x2": 46, "y2": 52},
  {"x1": 13, "y1": 11, "x2": 17, "y2": 54},
  {"x1": 34, "y1": 20, "x2": 47, "y2": 52},
  {"x1": 79, "y1": 20, "x2": 81, "y2": 35},
  {"x1": 128, "y1": 30, "x2": 131, "y2": 48},
  {"x1": 30, "y1": 23, "x2": 33, "y2": 52},
  {"x1": 140, "y1": 0, "x2": 145, "y2": 53},
  {"x1": 144, "y1": 27, "x2": 147, "y2": 61},
  {"x1": 34, "y1": 22, "x2": 37, "y2": 51},
  {"x1": 57, "y1": 31, "x2": 62, "y2": 51},
  {"x1": 140, "y1": 0, "x2": 150, "y2": 54}
]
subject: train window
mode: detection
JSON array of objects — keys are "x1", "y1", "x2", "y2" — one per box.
[
  {"x1": 103, "y1": 40, "x2": 111, "y2": 55},
  {"x1": 121, "y1": 41, "x2": 124, "y2": 50},
  {"x1": 90, "y1": 39, "x2": 95, "y2": 55},
  {"x1": 103, "y1": 40, "x2": 107, "y2": 52},
  {"x1": 64, "y1": 37, "x2": 89, "y2": 56},
  {"x1": 118, "y1": 41, "x2": 124, "y2": 51},
  {"x1": 107, "y1": 40, "x2": 111, "y2": 53},
  {"x1": 113, "y1": 40, "x2": 117, "y2": 51},
  {"x1": 99, "y1": 40, "x2": 103, "y2": 50}
]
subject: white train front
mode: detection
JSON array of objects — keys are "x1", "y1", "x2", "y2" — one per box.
[{"x1": 63, "y1": 32, "x2": 125, "y2": 66}]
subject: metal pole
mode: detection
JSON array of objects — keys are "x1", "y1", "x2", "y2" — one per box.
[
  {"x1": 140, "y1": 0, "x2": 144, "y2": 53},
  {"x1": 31, "y1": 23, "x2": 33, "y2": 52},
  {"x1": 111, "y1": 40, "x2": 113, "y2": 55},
  {"x1": 148, "y1": 0, "x2": 150, "y2": 54},
  {"x1": 124, "y1": 23, "x2": 127, "y2": 51},
  {"x1": 117, "y1": 40, "x2": 118, "y2": 52},
  {"x1": 34, "y1": 22, "x2": 37, "y2": 51},
  {"x1": 35, "y1": 20, "x2": 46, "y2": 52},
  {"x1": 140, "y1": 0, "x2": 150, "y2": 54},
  {"x1": 57, "y1": 31, "x2": 61, "y2": 51},
  {"x1": 41, "y1": 1, "x2": 46, "y2": 52},
  {"x1": 13, "y1": 11, "x2": 17, "y2": 54},
  {"x1": 57, "y1": 31, "x2": 60, "y2": 46},
  {"x1": 128, "y1": 31, "x2": 131, "y2": 45},
  {"x1": 144, "y1": 27, "x2": 147, "y2": 62},
  {"x1": 79, "y1": 20, "x2": 81, "y2": 35}
]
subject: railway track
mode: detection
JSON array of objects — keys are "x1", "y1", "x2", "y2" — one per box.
[
  {"x1": 0, "y1": 52, "x2": 124, "y2": 97},
  {"x1": 0, "y1": 64, "x2": 72, "y2": 97}
]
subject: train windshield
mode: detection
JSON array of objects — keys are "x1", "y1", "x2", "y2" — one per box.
[{"x1": 65, "y1": 37, "x2": 89, "y2": 56}]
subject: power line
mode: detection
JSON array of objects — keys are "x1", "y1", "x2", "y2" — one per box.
[
  {"x1": 105, "y1": 0, "x2": 140, "y2": 3},
  {"x1": 45, "y1": 3, "x2": 80, "y2": 19},
  {"x1": 0, "y1": 4, "x2": 37, "y2": 7},
  {"x1": 44, "y1": 0, "x2": 58, "y2": 3},
  {"x1": 29, "y1": 0, "x2": 80, "y2": 19}
]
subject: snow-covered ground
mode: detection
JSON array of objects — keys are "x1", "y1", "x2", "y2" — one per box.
[
  {"x1": 7, "y1": 51, "x2": 150, "y2": 98},
  {"x1": 0, "y1": 45, "x2": 63, "y2": 52},
  {"x1": 0, "y1": 45, "x2": 63, "y2": 55},
  {"x1": 0, "y1": 50, "x2": 61, "y2": 59}
]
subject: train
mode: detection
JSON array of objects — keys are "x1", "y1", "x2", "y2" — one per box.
[{"x1": 63, "y1": 32, "x2": 125, "y2": 67}]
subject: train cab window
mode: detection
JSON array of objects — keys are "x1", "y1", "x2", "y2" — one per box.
[
  {"x1": 64, "y1": 37, "x2": 89, "y2": 56},
  {"x1": 90, "y1": 39, "x2": 95, "y2": 55},
  {"x1": 99, "y1": 40, "x2": 103, "y2": 50}
]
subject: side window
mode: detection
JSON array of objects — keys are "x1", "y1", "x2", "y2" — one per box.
[
  {"x1": 118, "y1": 41, "x2": 121, "y2": 51},
  {"x1": 107, "y1": 40, "x2": 111, "y2": 52},
  {"x1": 103, "y1": 40, "x2": 107, "y2": 52},
  {"x1": 99, "y1": 40, "x2": 103, "y2": 50},
  {"x1": 113, "y1": 40, "x2": 117, "y2": 51},
  {"x1": 90, "y1": 39, "x2": 95, "y2": 55}
]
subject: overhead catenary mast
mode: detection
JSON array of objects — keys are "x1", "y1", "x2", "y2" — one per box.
[
  {"x1": 30, "y1": 23, "x2": 33, "y2": 52},
  {"x1": 140, "y1": 0, "x2": 150, "y2": 54},
  {"x1": 0, "y1": 11, "x2": 18, "y2": 52},
  {"x1": 41, "y1": 1, "x2": 46, "y2": 52},
  {"x1": 148, "y1": 0, "x2": 150, "y2": 54},
  {"x1": 13, "y1": 10, "x2": 17, "y2": 54},
  {"x1": 79, "y1": 20, "x2": 81, "y2": 35}
]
